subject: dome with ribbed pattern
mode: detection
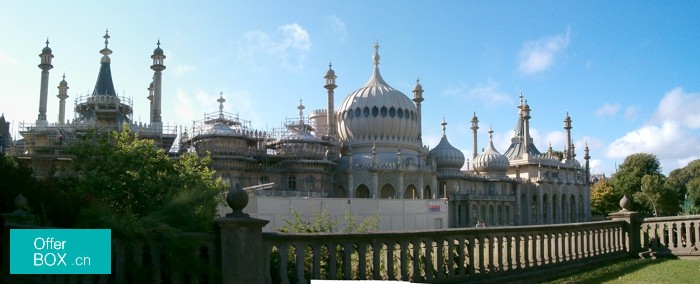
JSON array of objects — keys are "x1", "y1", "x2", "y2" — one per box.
[
  {"x1": 473, "y1": 128, "x2": 509, "y2": 174},
  {"x1": 430, "y1": 134, "x2": 465, "y2": 170},
  {"x1": 336, "y1": 45, "x2": 419, "y2": 144}
]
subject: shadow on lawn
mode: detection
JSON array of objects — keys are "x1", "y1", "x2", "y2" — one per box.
[{"x1": 547, "y1": 256, "x2": 675, "y2": 284}]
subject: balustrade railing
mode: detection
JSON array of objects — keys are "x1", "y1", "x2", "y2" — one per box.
[
  {"x1": 263, "y1": 220, "x2": 627, "y2": 283},
  {"x1": 640, "y1": 216, "x2": 700, "y2": 257}
]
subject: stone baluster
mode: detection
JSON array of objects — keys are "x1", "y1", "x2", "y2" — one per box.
[
  {"x1": 372, "y1": 240, "x2": 382, "y2": 280},
  {"x1": 342, "y1": 242, "x2": 353, "y2": 280},
  {"x1": 400, "y1": 240, "x2": 409, "y2": 280}
]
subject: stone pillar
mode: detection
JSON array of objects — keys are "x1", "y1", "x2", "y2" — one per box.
[
  {"x1": 216, "y1": 186, "x2": 270, "y2": 284},
  {"x1": 608, "y1": 196, "x2": 641, "y2": 256}
]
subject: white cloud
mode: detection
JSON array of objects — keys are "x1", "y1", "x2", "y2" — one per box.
[
  {"x1": 652, "y1": 87, "x2": 700, "y2": 129},
  {"x1": 594, "y1": 103, "x2": 620, "y2": 117},
  {"x1": 606, "y1": 120, "x2": 699, "y2": 159},
  {"x1": 326, "y1": 15, "x2": 348, "y2": 43},
  {"x1": 239, "y1": 23, "x2": 312, "y2": 72},
  {"x1": 174, "y1": 64, "x2": 194, "y2": 76},
  {"x1": 174, "y1": 88, "x2": 196, "y2": 124},
  {"x1": 623, "y1": 105, "x2": 638, "y2": 120},
  {"x1": 517, "y1": 29, "x2": 571, "y2": 75},
  {"x1": 442, "y1": 80, "x2": 513, "y2": 107},
  {"x1": 0, "y1": 50, "x2": 20, "y2": 67}
]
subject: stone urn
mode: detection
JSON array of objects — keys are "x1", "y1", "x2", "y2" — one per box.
[
  {"x1": 619, "y1": 195, "x2": 630, "y2": 211},
  {"x1": 225, "y1": 185, "x2": 249, "y2": 217}
]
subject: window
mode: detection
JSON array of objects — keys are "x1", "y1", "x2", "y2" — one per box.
[{"x1": 288, "y1": 176, "x2": 297, "y2": 190}]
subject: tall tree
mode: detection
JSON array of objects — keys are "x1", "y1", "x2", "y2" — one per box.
[
  {"x1": 590, "y1": 179, "x2": 618, "y2": 216},
  {"x1": 610, "y1": 153, "x2": 663, "y2": 211}
]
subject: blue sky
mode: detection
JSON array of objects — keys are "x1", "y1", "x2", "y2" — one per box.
[{"x1": 2, "y1": 1, "x2": 700, "y2": 176}]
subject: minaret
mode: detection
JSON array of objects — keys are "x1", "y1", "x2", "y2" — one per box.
[
  {"x1": 412, "y1": 78, "x2": 424, "y2": 142},
  {"x1": 37, "y1": 39, "x2": 54, "y2": 126},
  {"x1": 522, "y1": 99, "x2": 532, "y2": 155},
  {"x1": 56, "y1": 74, "x2": 69, "y2": 125},
  {"x1": 147, "y1": 80, "x2": 154, "y2": 123},
  {"x1": 470, "y1": 112, "x2": 479, "y2": 159},
  {"x1": 564, "y1": 112, "x2": 572, "y2": 161},
  {"x1": 150, "y1": 39, "x2": 166, "y2": 128},
  {"x1": 323, "y1": 63, "x2": 337, "y2": 136}
]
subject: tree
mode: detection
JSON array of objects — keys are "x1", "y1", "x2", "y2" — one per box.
[
  {"x1": 633, "y1": 174, "x2": 677, "y2": 216},
  {"x1": 65, "y1": 126, "x2": 227, "y2": 234},
  {"x1": 590, "y1": 179, "x2": 618, "y2": 216},
  {"x1": 610, "y1": 153, "x2": 663, "y2": 211},
  {"x1": 667, "y1": 159, "x2": 700, "y2": 203}
]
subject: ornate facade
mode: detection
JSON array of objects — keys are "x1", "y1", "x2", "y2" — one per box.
[
  {"x1": 10, "y1": 32, "x2": 176, "y2": 176},
  {"x1": 183, "y1": 41, "x2": 592, "y2": 227},
  {"x1": 9, "y1": 34, "x2": 591, "y2": 227}
]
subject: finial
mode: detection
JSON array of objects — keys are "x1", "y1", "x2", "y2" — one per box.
[
  {"x1": 328, "y1": 62, "x2": 332, "y2": 69},
  {"x1": 45, "y1": 38, "x2": 50, "y2": 47},
  {"x1": 62, "y1": 73, "x2": 66, "y2": 80},
  {"x1": 297, "y1": 99, "x2": 305, "y2": 121},
  {"x1": 441, "y1": 117, "x2": 447, "y2": 135},
  {"x1": 488, "y1": 126, "x2": 494, "y2": 141},
  {"x1": 519, "y1": 92, "x2": 524, "y2": 105},
  {"x1": 157, "y1": 38, "x2": 161, "y2": 48},
  {"x1": 103, "y1": 29, "x2": 110, "y2": 48},
  {"x1": 217, "y1": 91, "x2": 225, "y2": 116},
  {"x1": 373, "y1": 38, "x2": 380, "y2": 67}
]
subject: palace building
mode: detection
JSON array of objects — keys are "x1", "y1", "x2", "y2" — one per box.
[{"x1": 10, "y1": 34, "x2": 591, "y2": 228}]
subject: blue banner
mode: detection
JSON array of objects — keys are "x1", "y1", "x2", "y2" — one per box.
[{"x1": 10, "y1": 229, "x2": 111, "y2": 274}]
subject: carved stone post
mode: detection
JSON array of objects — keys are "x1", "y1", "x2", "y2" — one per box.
[
  {"x1": 216, "y1": 185, "x2": 270, "y2": 284},
  {"x1": 608, "y1": 195, "x2": 641, "y2": 256}
]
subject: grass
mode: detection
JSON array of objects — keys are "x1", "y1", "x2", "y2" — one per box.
[{"x1": 545, "y1": 257, "x2": 700, "y2": 283}]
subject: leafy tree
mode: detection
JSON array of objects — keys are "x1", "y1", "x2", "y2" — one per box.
[
  {"x1": 633, "y1": 174, "x2": 677, "y2": 216},
  {"x1": 65, "y1": 126, "x2": 227, "y2": 235},
  {"x1": 590, "y1": 179, "x2": 618, "y2": 216},
  {"x1": 610, "y1": 153, "x2": 663, "y2": 211},
  {"x1": 667, "y1": 159, "x2": 700, "y2": 203}
]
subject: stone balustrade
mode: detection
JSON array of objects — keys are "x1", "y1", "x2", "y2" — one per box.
[
  {"x1": 3, "y1": 192, "x2": 700, "y2": 283},
  {"x1": 263, "y1": 220, "x2": 627, "y2": 283}
]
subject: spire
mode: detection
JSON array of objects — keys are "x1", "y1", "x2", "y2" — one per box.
[
  {"x1": 471, "y1": 112, "x2": 479, "y2": 159},
  {"x1": 373, "y1": 38, "x2": 380, "y2": 67},
  {"x1": 297, "y1": 99, "x2": 305, "y2": 125},
  {"x1": 37, "y1": 38, "x2": 54, "y2": 125},
  {"x1": 217, "y1": 91, "x2": 226, "y2": 118},
  {"x1": 441, "y1": 117, "x2": 447, "y2": 136},
  {"x1": 100, "y1": 29, "x2": 112, "y2": 63},
  {"x1": 92, "y1": 30, "x2": 117, "y2": 97},
  {"x1": 324, "y1": 62, "x2": 337, "y2": 137},
  {"x1": 57, "y1": 73, "x2": 69, "y2": 125}
]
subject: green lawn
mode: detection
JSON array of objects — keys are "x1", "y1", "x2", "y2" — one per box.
[{"x1": 545, "y1": 257, "x2": 700, "y2": 284}]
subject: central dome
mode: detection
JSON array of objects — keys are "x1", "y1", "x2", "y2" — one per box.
[{"x1": 336, "y1": 44, "x2": 419, "y2": 144}]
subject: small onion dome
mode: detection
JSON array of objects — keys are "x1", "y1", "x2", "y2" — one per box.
[
  {"x1": 325, "y1": 64, "x2": 335, "y2": 77},
  {"x1": 473, "y1": 127, "x2": 509, "y2": 174},
  {"x1": 413, "y1": 78, "x2": 423, "y2": 92},
  {"x1": 42, "y1": 40, "x2": 52, "y2": 54},
  {"x1": 153, "y1": 40, "x2": 164, "y2": 56},
  {"x1": 429, "y1": 119, "x2": 465, "y2": 170},
  {"x1": 430, "y1": 135, "x2": 465, "y2": 170}
]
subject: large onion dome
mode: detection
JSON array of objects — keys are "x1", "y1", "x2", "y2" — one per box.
[
  {"x1": 336, "y1": 42, "x2": 419, "y2": 144},
  {"x1": 473, "y1": 127, "x2": 509, "y2": 174},
  {"x1": 429, "y1": 119, "x2": 465, "y2": 170}
]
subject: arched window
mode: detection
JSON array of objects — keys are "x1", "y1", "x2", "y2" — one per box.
[
  {"x1": 543, "y1": 193, "x2": 549, "y2": 224},
  {"x1": 288, "y1": 176, "x2": 297, "y2": 190},
  {"x1": 356, "y1": 184, "x2": 370, "y2": 198}
]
